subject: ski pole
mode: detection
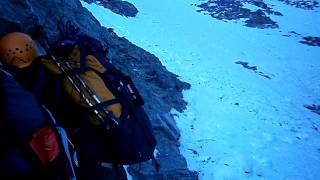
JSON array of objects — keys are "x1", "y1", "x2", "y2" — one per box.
[
  {"x1": 63, "y1": 60, "x2": 119, "y2": 126},
  {"x1": 36, "y1": 35, "x2": 117, "y2": 129}
]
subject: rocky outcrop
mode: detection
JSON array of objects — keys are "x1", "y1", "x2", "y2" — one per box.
[
  {"x1": 194, "y1": 0, "x2": 319, "y2": 29},
  {"x1": 194, "y1": 0, "x2": 282, "y2": 29},
  {"x1": 83, "y1": 0, "x2": 138, "y2": 17},
  {"x1": 277, "y1": 0, "x2": 319, "y2": 9},
  {"x1": 194, "y1": 0, "x2": 320, "y2": 48},
  {"x1": 0, "y1": 0, "x2": 197, "y2": 179}
]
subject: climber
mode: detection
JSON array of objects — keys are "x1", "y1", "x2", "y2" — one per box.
[
  {"x1": 0, "y1": 32, "x2": 77, "y2": 180},
  {"x1": 0, "y1": 65, "x2": 75, "y2": 179},
  {"x1": 37, "y1": 20, "x2": 158, "y2": 179},
  {"x1": 0, "y1": 25, "x2": 157, "y2": 180}
]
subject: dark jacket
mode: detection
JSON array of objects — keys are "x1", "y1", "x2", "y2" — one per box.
[{"x1": 0, "y1": 67, "x2": 58, "y2": 179}]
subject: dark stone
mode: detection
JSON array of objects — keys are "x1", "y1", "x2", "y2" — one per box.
[
  {"x1": 245, "y1": 14, "x2": 278, "y2": 29},
  {"x1": 152, "y1": 113, "x2": 181, "y2": 141},
  {"x1": 235, "y1": 61, "x2": 257, "y2": 71},
  {"x1": 195, "y1": 0, "x2": 319, "y2": 29},
  {"x1": 188, "y1": 148, "x2": 199, "y2": 155},
  {"x1": 257, "y1": 72, "x2": 272, "y2": 79},
  {"x1": 304, "y1": 104, "x2": 320, "y2": 115},
  {"x1": 83, "y1": 0, "x2": 138, "y2": 17},
  {"x1": 300, "y1": 36, "x2": 320, "y2": 47},
  {"x1": 235, "y1": 61, "x2": 272, "y2": 79},
  {"x1": 277, "y1": 0, "x2": 319, "y2": 9},
  {"x1": 272, "y1": 11, "x2": 284, "y2": 16},
  {"x1": 0, "y1": 0, "x2": 196, "y2": 179},
  {"x1": 195, "y1": 0, "x2": 281, "y2": 29},
  {"x1": 289, "y1": 31, "x2": 302, "y2": 36}
]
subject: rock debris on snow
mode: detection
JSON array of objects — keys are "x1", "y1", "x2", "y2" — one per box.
[
  {"x1": 194, "y1": 0, "x2": 282, "y2": 29},
  {"x1": 304, "y1": 104, "x2": 320, "y2": 115},
  {"x1": 235, "y1": 61, "x2": 272, "y2": 79},
  {"x1": 195, "y1": 0, "x2": 319, "y2": 29},
  {"x1": 83, "y1": 0, "x2": 138, "y2": 17},
  {"x1": 300, "y1": 36, "x2": 320, "y2": 47},
  {"x1": 277, "y1": 0, "x2": 320, "y2": 9}
]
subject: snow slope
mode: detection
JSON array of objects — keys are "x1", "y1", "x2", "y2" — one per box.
[{"x1": 82, "y1": 0, "x2": 320, "y2": 179}]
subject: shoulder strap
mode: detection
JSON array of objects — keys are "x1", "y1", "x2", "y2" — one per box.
[{"x1": 43, "y1": 107, "x2": 78, "y2": 180}]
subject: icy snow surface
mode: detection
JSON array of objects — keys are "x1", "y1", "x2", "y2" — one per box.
[{"x1": 82, "y1": 0, "x2": 320, "y2": 179}]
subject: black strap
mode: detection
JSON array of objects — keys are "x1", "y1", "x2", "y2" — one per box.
[
  {"x1": 31, "y1": 69, "x2": 47, "y2": 99},
  {"x1": 91, "y1": 99, "x2": 121, "y2": 110},
  {"x1": 90, "y1": 98, "x2": 129, "y2": 121},
  {"x1": 119, "y1": 100, "x2": 129, "y2": 121}
]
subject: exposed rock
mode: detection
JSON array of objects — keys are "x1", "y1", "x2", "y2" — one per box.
[
  {"x1": 83, "y1": 0, "x2": 138, "y2": 17},
  {"x1": 282, "y1": 31, "x2": 302, "y2": 37},
  {"x1": 300, "y1": 36, "x2": 320, "y2": 47},
  {"x1": 277, "y1": 0, "x2": 319, "y2": 9},
  {"x1": 244, "y1": 9, "x2": 279, "y2": 29},
  {"x1": 0, "y1": 0, "x2": 196, "y2": 179},
  {"x1": 235, "y1": 61, "x2": 272, "y2": 79},
  {"x1": 194, "y1": 0, "x2": 319, "y2": 29},
  {"x1": 195, "y1": 0, "x2": 281, "y2": 29},
  {"x1": 196, "y1": 0, "x2": 251, "y2": 20},
  {"x1": 235, "y1": 61, "x2": 257, "y2": 71},
  {"x1": 304, "y1": 104, "x2": 320, "y2": 115},
  {"x1": 289, "y1": 31, "x2": 302, "y2": 36},
  {"x1": 152, "y1": 113, "x2": 181, "y2": 141}
]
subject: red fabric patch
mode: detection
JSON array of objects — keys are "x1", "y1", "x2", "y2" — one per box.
[{"x1": 29, "y1": 126, "x2": 60, "y2": 164}]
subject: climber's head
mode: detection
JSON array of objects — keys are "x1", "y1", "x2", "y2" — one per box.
[{"x1": 0, "y1": 32, "x2": 39, "y2": 68}]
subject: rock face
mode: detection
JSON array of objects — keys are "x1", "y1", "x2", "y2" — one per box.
[
  {"x1": 0, "y1": 0, "x2": 197, "y2": 179},
  {"x1": 83, "y1": 0, "x2": 138, "y2": 17}
]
